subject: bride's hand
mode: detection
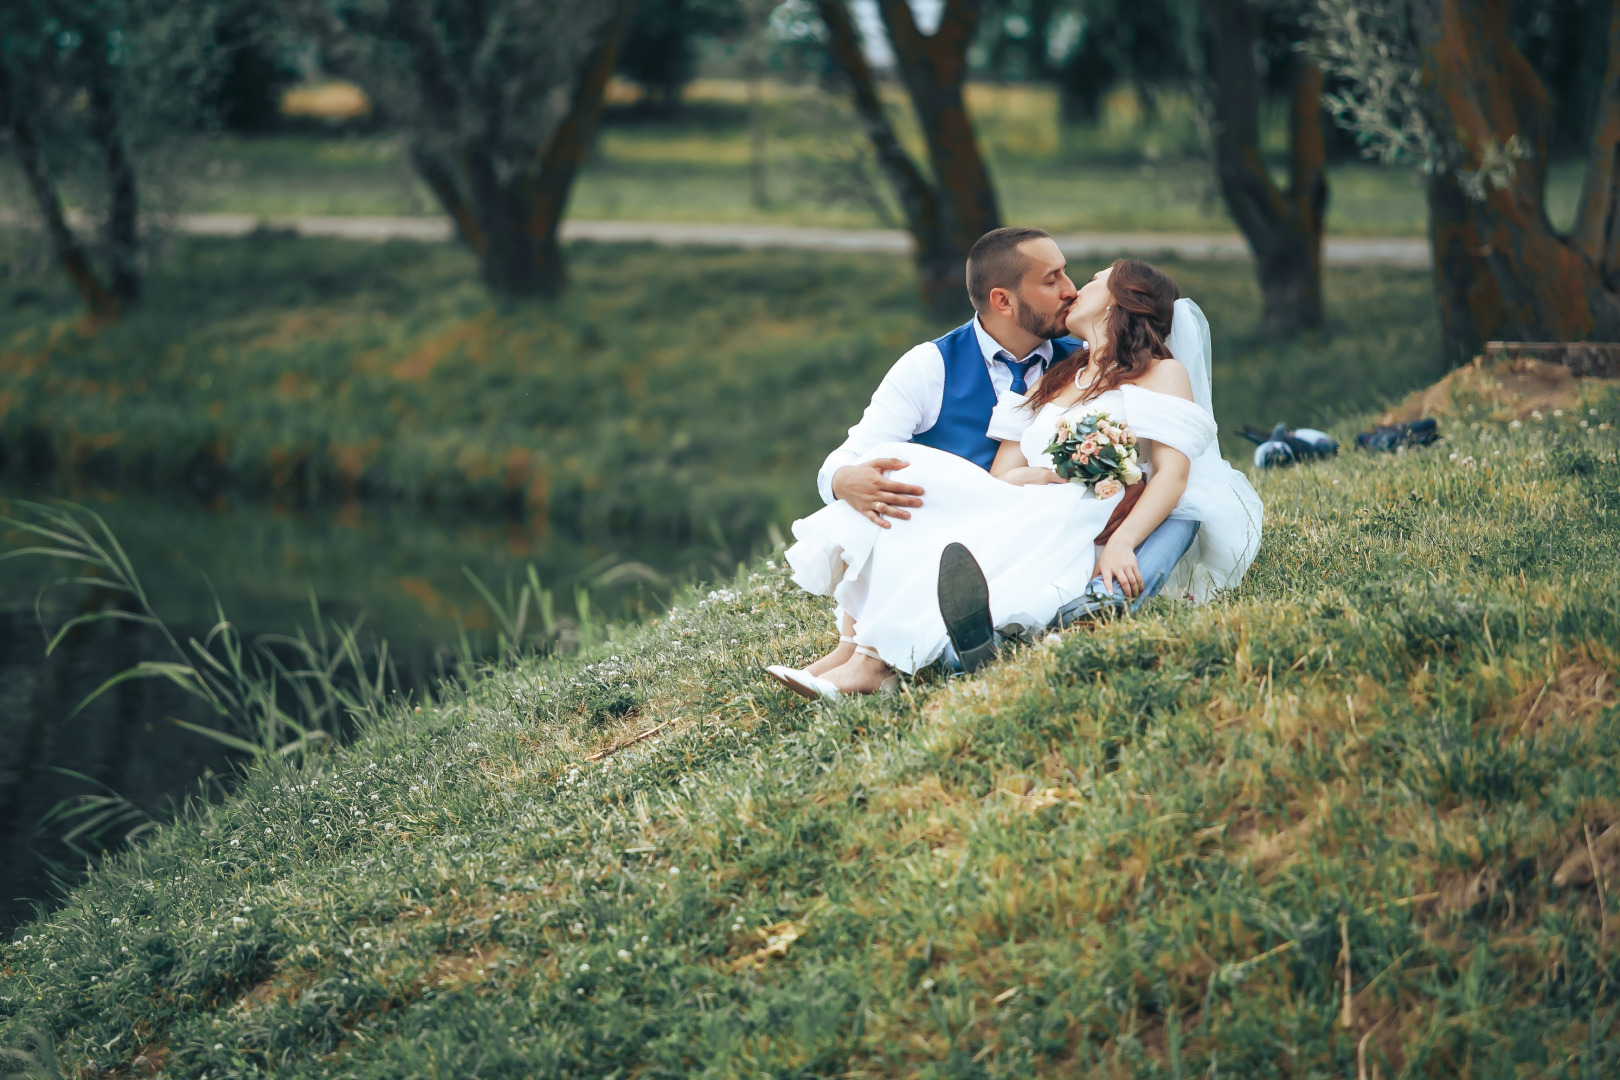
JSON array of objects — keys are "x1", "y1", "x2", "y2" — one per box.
[
  {"x1": 1001, "y1": 466, "x2": 1067, "y2": 487},
  {"x1": 1094, "y1": 537, "x2": 1144, "y2": 599}
]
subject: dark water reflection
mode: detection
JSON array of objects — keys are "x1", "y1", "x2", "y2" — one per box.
[{"x1": 0, "y1": 482, "x2": 740, "y2": 934}]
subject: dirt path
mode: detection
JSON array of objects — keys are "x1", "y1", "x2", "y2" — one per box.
[{"x1": 113, "y1": 212, "x2": 1437, "y2": 267}]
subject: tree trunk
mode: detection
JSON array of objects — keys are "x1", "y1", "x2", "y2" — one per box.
[
  {"x1": 1572, "y1": 0, "x2": 1620, "y2": 289},
  {"x1": 744, "y1": 0, "x2": 771, "y2": 210},
  {"x1": 86, "y1": 34, "x2": 140, "y2": 304},
  {"x1": 877, "y1": 0, "x2": 999, "y2": 318},
  {"x1": 0, "y1": 62, "x2": 118, "y2": 320},
  {"x1": 1204, "y1": 0, "x2": 1327, "y2": 335},
  {"x1": 1413, "y1": 0, "x2": 1620, "y2": 361},
  {"x1": 814, "y1": 0, "x2": 962, "y2": 313},
  {"x1": 816, "y1": 0, "x2": 996, "y2": 318},
  {"x1": 1427, "y1": 169, "x2": 1505, "y2": 367},
  {"x1": 514, "y1": 0, "x2": 632, "y2": 298},
  {"x1": 388, "y1": 0, "x2": 629, "y2": 298}
]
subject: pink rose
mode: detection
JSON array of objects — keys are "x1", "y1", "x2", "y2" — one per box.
[
  {"x1": 1080, "y1": 436, "x2": 1098, "y2": 456},
  {"x1": 1095, "y1": 477, "x2": 1124, "y2": 499}
]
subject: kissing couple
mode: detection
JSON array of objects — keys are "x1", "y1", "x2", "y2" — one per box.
[{"x1": 767, "y1": 227, "x2": 1264, "y2": 699}]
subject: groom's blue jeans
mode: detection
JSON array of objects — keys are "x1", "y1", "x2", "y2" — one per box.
[{"x1": 939, "y1": 518, "x2": 1200, "y2": 673}]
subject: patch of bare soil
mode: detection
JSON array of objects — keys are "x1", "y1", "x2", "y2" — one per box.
[{"x1": 1378, "y1": 354, "x2": 1618, "y2": 425}]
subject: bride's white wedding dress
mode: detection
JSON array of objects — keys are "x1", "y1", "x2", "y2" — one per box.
[{"x1": 784, "y1": 302, "x2": 1263, "y2": 674}]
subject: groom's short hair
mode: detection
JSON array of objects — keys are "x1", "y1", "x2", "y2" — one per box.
[{"x1": 967, "y1": 227, "x2": 1053, "y2": 311}]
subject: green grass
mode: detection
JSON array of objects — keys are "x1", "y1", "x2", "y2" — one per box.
[
  {"x1": 1, "y1": 384, "x2": 1616, "y2": 1076},
  {"x1": 69, "y1": 82, "x2": 1586, "y2": 235},
  {"x1": 0, "y1": 235, "x2": 1444, "y2": 546}
]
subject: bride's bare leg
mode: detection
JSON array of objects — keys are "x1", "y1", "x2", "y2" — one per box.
[
  {"x1": 804, "y1": 612, "x2": 857, "y2": 676},
  {"x1": 823, "y1": 646, "x2": 897, "y2": 694}
]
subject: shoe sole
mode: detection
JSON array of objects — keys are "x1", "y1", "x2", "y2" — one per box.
[
  {"x1": 938, "y1": 542, "x2": 996, "y2": 673},
  {"x1": 769, "y1": 666, "x2": 840, "y2": 701},
  {"x1": 1054, "y1": 596, "x2": 1130, "y2": 628},
  {"x1": 764, "y1": 665, "x2": 799, "y2": 691}
]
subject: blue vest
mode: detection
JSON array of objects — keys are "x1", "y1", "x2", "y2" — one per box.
[{"x1": 913, "y1": 320, "x2": 1082, "y2": 470}]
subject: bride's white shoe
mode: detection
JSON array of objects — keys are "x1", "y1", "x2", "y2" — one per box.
[{"x1": 764, "y1": 664, "x2": 841, "y2": 701}]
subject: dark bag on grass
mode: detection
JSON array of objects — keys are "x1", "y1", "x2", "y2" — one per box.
[{"x1": 1356, "y1": 418, "x2": 1440, "y2": 452}]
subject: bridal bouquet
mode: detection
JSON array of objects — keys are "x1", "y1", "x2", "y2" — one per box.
[{"x1": 1044, "y1": 410, "x2": 1143, "y2": 498}]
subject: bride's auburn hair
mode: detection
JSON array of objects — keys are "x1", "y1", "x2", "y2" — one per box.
[{"x1": 1028, "y1": 258, "x2": 1179, "y2": 410}]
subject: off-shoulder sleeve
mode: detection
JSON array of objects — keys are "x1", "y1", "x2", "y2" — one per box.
[
  {"x1": 986, "y1": 393, "x2": 1037, "y2": 442},
  {"x1": 1121, "y1": 384, "x2": 1218, "y2": 460}
]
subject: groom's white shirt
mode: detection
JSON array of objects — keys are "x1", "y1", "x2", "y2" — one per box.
[{"x1": 815, "y1": 316, "x2": 1057, "y2": 504}]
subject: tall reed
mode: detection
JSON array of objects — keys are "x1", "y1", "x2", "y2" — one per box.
[{"x1": 1, "y1": 501, "x2": 401, "y2": 761}]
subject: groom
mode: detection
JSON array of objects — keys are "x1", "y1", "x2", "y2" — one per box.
[{"x1": 807, "y1": 226, "x2": 1199, "y2": 676}]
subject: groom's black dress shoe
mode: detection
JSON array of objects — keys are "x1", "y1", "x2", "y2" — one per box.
[{"x1": 938, "y1": 542, "x2": 997, "y2": 674}]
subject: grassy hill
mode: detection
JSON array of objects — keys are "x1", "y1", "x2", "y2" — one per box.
[{"x1": 2, "y1": 380, "x2": 1616, "y2": 1076}]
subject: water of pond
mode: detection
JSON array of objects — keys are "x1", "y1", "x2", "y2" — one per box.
[{"x1": 0, "y1": 480, "x2": 747, "y2": 934}]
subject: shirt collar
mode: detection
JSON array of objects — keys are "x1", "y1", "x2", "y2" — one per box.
[{"x1": 972, "y1": 315, "x2": 1053, "y2": 367}]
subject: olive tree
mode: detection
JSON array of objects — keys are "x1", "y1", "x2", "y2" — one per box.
[
  {"x1": 295, "y1": 0, "x2": 635, "y2": 298},
  {"x1": 1202, "y1": 0, "x2": 1330, "y2": 334},
  {"x1": 814, "y1": 0, "x2": 1001, "y2": 317},
  {"x1": 0, "y1": 0, "x2": 226, "y2": 319},
  {"x1": 1311, "y1": 0, "x2": 1620, "y2": 363}
]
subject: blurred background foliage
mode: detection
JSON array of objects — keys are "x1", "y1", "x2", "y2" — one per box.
[{"x1": 2, "y1": 0, "x2": 1611, "y2": 321}]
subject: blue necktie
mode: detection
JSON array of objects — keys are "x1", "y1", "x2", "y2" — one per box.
[{"x1": 1002, "y1": 355, "x2": 1036, "y2": 395}]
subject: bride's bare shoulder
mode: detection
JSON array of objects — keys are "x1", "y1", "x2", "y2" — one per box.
[{"x1": 1130, "y1": 357, "x2": 1194, "y2": 402}]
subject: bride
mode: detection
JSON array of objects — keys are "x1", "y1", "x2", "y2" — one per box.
[{"x1": 772, "y1": 258, "x2": 1262, "y2": 696}]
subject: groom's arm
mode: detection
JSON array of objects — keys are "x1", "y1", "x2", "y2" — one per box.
[{"x1": 815, "y1": 342, "x2": 945, "y2": 504}]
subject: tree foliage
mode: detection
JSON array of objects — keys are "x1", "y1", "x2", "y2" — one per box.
[
  {"x1": 212, "y1": 7, "x2": 302, "y2": 133},
  {"x1": 0, "y1": 0, "x2": 229, "y2": 317},
  {"x1": 974, "y1": 0, "x2": 1194, "y2": 121},
  {"x1": 615, "y1": 0, "x2": 743, "y2": 113}
]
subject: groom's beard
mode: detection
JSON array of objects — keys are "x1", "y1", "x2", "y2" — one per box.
[{"x1": 1014, "y1": 298, "x2": 1070, "y2": 340}]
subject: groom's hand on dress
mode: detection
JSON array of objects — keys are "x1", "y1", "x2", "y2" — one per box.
[{"x1": 832, "y1": 459, "x2": 925, "y2": 529}]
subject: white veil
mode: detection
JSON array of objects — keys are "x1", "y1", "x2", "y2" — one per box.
[
  {"x1": 1155, "y1": 295, "x2": 1265, "y2": 602},
  {"x1": 1165, "y1": 297, "x2": 1214, "y2": 416}
]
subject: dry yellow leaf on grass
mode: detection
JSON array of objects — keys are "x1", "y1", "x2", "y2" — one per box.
[
  {"x1": 728, "y1": 921, "x2": 801, "y2": 971},
  {"x1": 1000, "y1": 786, "x2": 1083, "y2": 811}
]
